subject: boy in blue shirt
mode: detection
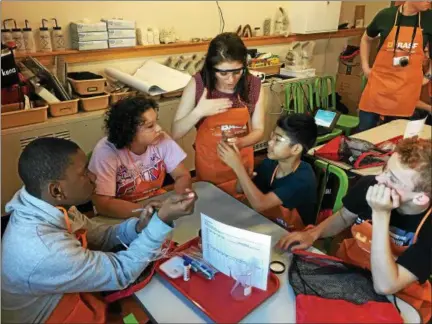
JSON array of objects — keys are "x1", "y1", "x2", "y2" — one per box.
[{"x1": 218, "y1": 113, "x2": 318, "y2": 230}]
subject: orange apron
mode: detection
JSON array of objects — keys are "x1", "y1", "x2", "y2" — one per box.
[
  {"x1": 46, "y1": 207, "x2": 107, "y2": 323},
  {"x1": 336, "y1": 208, "x2": 432, "y2": 323},
  {"x1": 261, "y1": 165, "x2": 305, "y2": 231},
  {"x1": 195, "y1": 97, "x2": 254, "y2": 197},
  {"x1": 359, "y1": 6, "x2": 424, "y2": 117},
  {"x1": 118, "y1": 150, "x2": 167, "y2": 203}
]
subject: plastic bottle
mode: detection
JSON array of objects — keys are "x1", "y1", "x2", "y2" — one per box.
[
  {"x1": 38, "y1": 19, "x2": 52, "y2": 52},
  {"x1": 23, "y1": 20, "x2": 36, "y2": 53},
  {"x1": 2, "y1": 19, "x2": 13, "y2": 45},
  {"x1": 153, "y1": 27, "x2": 160, "y2": 45},
  {"x1": 11, "y1": 20, "x2": 25, "y2": 52},
  {"x1": 146, "y1": 27, "x2": 154, "y2": 45},
  {"x1": 51, "y1": 18, "x2": 65, "y2": 51}
]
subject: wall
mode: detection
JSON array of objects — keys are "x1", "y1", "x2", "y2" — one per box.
[
  {"x1": 339, "y1": 1, "x2": 390, "y2": 26},
  {"x1": 1, "y1": 1, "x2": 390, "y2": 77}
]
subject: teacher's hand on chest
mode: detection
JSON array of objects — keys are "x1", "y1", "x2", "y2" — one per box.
[{"x1": 195, "y1": 89, "x2": 233, "y2": 118}]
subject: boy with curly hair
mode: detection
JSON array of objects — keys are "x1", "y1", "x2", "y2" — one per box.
[
  {"x1": 89, "y1": 96, "x2": 192, "y2": 218},
  {"x1": 279, "y1": 137, "x2": 432, "y2": 323}
]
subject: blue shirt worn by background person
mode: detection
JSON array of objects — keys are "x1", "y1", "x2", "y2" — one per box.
[{"x1": 253, "y1": 159, "x2": 318, "y2": 226}]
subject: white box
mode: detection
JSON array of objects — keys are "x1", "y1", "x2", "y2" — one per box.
[
  {"x1": 108, "y1": 29, "x2": 136, "y2": 39},
  {"x1": 72, "y1": 31, "x2": 108, "y2": 42},
  {"x1": 108, "y1": 38, "x2": 136, "y2": 48},
  {"x1": 280, "y1": 68, "x2": 316, "y2": 78},
  {"x1": 288, "y1": 1, "x2": 341, "y2": 34},
  {"x1": 70, "y1": 22, "x2": 107, "y2": 33},
  {"x1": 72, "y1": 40, "x2": 108, "y2": 51},
  {"x1": 103, "y1": 19, "x2": 135, "y2": 30}
]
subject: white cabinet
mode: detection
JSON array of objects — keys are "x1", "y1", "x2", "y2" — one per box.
[{"x1": 288, "y1": 1, "x2": 342, "y2": 34}]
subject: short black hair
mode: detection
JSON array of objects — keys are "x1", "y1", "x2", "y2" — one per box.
[
  {"x1": 18, "y1": 137, "x2": 80, "y2": 199},
  {"x1": 276, "y1": 113, "x2": 318, "y2": 153},
  {"x1": 105, "y1": 96, "x2": 158, "y2": 149}
]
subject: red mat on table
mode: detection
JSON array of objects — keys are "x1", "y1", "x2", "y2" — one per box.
[{"x1": 155, "y1": 237, "x2": 280, "y2": 323}]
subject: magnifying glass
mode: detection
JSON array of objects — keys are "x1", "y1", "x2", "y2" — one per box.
[{"x1": 269, "y1": 261, "x2": 286, "y2": 274}]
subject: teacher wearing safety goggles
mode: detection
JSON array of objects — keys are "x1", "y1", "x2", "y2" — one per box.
[
  {"x1": 358, "y1": 1, "x2": 432, "y2": 132},
  {"x1": 172, "y1": 33, "x2": 264, "y2": 197}
]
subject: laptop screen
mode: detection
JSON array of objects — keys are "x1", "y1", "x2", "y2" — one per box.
[{"x1": 315, "y1": 109, "x2": 337, "y2": 128}]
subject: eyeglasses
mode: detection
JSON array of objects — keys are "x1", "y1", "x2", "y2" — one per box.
[
  {"x1": 270, "y1": 131, "x2": 289, "y2": 144},
  {"x1": 213, "y1": 67, "x2": 245, "y2": 77},
  {"x1": 379, "y1": 169, "x2": 411, "y2": 191}
]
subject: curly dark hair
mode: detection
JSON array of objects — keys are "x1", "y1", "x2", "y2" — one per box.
[{"x1": 105, "y1": 96, "x2": 158, "y2": 149}]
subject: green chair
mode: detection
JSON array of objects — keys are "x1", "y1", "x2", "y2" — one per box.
[
  {"x1": 315, "y1": 75, "x2": 359, "y2": 136},
  {"x1": 87, "y1": 151, "x2": 93, "y2": 161},
  {"x1": 284, "y1": 80, "x2": 315, "y2": 114},
  {"x1": 314, "y1": 159, "x2": 349, "y2": 214},
  {"x1": 313, "y1": 159, "x2": 349, "y2": 253}
]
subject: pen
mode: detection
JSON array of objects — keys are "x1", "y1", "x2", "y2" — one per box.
[
  {"x1": 116, "y1": 236, "x2": 129, "y2": 249},
  {"x1": 181, "y1": 255, "x2": 214, "y2": 279}
]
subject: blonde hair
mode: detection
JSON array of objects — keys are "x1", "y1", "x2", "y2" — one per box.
[{"x1": 395, "y1": 137, "x2": 432, "y2": 195}]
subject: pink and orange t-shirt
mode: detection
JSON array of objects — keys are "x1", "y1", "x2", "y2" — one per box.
[{"x1": 88, "y1": 135, "x2": 186, "y2": 201}]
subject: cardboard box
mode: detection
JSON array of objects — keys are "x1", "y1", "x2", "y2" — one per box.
[
  {"x1": 71, "y1": 40, "x2": 108, "y2": 51},
  {"x1": 108, "y1": 38, "x2": 136, "y2": 48},
  {"x1": 72, "y1": 31, "x2": 108, "y2": 42},
  {"x1": 336, "y1": 73, "x2": 363, "y2": 116},
  {"x1": 108, "y1": 29, "x2": 136, "y2": 39},
  {"x1": 70, "y1": 22, "x2": 107, "y2": 33},
  {"x1": 103, "y1": 19, "x2": 135, "y2": 30}
]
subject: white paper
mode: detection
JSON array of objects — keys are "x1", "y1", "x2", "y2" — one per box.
[
  {"x1": 403, "y1": 117, "x2": 427, "y2": 139},
  {"x1": 200, "y1": 213, "x2": 272, "y2": 291},
  {"x1": 105, "y1": 60, "x2": 191, "y2": 96}
]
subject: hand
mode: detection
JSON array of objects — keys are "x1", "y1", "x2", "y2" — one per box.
[
  {"x1": 158, "y1": 189, "x2": 197, "y2": 224},
  {"x1": 136, "y1": 201, "x2": 161, "y2": 233},
  {"x1": 217, "y1": 142, "x2": 243, "y2": 171},
  {"x1": 277, "y1": 230, "x2": 318, "y2": 251},
  {"x1": 195, "y1": 89, "x2": 232, "y2": 118},
  {"x1": 362, "y1": 65, "x2": 372, "y2": 78},
  {"x1": 366, "y1": 184, "x2": 400, "y2": 214},
  {"x1": 423, "y1": 76, "x2": 430, "y2": 86}
]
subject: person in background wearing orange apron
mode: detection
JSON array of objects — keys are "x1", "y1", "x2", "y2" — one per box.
[
  {"x1": 172, "y1": 33, "x2": 265, "y2": 197},
  {"x1": 358, "y1": 1, "x2": 432, "y2": 131},
  {"x1": 1, "y1": 137, "x2": 197, "y2": 323},
  {"x1": 217, "y1": 114, "x2": 318, "y2": 231},
  {"x1": 89, "y1": 96, "x2": 192, "y2": 219},
  {"x1": 278, "y1": 137, "x2": 432, "y2": 323}
]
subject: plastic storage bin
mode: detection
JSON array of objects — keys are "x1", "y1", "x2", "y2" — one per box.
[
  {"x1": 80, "y1": 93, "x2": 110, "y2": 111},
  {"x1": 49, "y1": 99, "x2": 79, "y2": 117},
  {"x1": 68, "y1": 72, "x2": 106, "y2": 95},
  {"x1": 1, "y1": 102, "x2": 48, "y2": 129}
]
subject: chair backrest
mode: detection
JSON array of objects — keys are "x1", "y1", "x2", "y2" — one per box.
[
  {"x1": 314, "y1": 159, "x2": 349, "y2": 215},
  {"x1": 285, "y1": 80, "x2": 315, "y2": 114},
  {"x1": 314, "y1": 76, "x2": 336, "y2": 111}
]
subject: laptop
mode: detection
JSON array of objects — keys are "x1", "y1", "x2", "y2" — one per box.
[{"x1": 314, "y1": 109, "x2": 340, "y2": 136}]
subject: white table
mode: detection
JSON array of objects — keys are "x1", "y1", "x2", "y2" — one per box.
[
  {"x1": 104, "y1": 182, "x2": 418, "y2": 323},
  {"x1": 308, "y1": 119, "x2": 432, "y2": 176}
]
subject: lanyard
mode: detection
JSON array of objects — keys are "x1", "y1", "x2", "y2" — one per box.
[{"x1": 393, "y1": 5, "x2": 420, "y2": 57}]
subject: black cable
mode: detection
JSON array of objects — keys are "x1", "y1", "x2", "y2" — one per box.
[{"x1": 216, "y1": 1, "x2": 225, "y2": 33}]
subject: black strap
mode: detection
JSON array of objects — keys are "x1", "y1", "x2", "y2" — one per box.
[{"x1": 393, "y1": 6, "x2": 419, "y2": 57}]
